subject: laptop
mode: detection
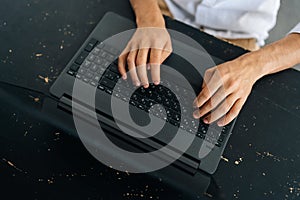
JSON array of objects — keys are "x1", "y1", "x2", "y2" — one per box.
[{"x1": 50, "y1": 12, "x2": 238, "y2": 174}]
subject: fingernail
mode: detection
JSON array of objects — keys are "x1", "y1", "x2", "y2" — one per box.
[
  {"x1": 193, "y1": 110, "x2": 200, "y2": 119},
  {"x1": 144, "y1": 84, "x2": 149, "y2": 88},
  {"x1": 203, "y1": 118, "x2": 209, "y2": 124},
  {"x1": 193, "y1": 99, "x2": 198, "y2": 108},
  {"x1": 154, "y1": 81, "x2": 160, "y2": 85},
  {"x1": 217, "y1": 121, "x2": 223, "y2": 127},
  {"x1": 122, "y1": 74, "x2": 127, "y2": 80},
  {"x1": 135, "y1": 81, "x2": 140, "y2": 87}
]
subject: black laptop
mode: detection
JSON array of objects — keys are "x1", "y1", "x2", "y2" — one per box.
[{"x1": 50, "y1": 12, "x2": 239, "y2": 174}]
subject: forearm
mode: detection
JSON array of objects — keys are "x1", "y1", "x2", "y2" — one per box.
[
  {"x1": 130, "y1": 0, "x2": 164, "y2": 27},
  {"x1": 238, "y1": 33, "x2": 300, "y2": 80}
]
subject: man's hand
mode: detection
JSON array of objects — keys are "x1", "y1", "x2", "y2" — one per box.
[
  {"x1": 118, "y1": 1, "x2": 172, "y2": 88},
  {"x1": 118, "y1": 27, "x2": 172, "y2": 88},
  {"x1": 193, "y1": 33, "x2": 300, "y2": 127},
  {"x1": 193, "y1": 56, "x2": 262, "y2": 126}
]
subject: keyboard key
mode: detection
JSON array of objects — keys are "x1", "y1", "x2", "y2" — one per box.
[
  {"x1": 75, "y1": 51, "x2": 89, "y2": 65},
  {"x1": 187, "y1": 128, "x2": 196, "y2": 134},
  {"x1": 169, "y1": 119, "x2": 179, "y2": 127},
  {"x1": 129, "y1": 100, "x2": 137, "y2": 106},
  {"x1": 84, "y1": 38, "x2": 98, "y2": 52},
  {"x1": 99, "y1": 49, "x2": 107, "y2": 58},
  {"x1": 138, "y1": 104, "x2": 145, "y2": 110},
  {"x1": 98, "y1": 42, "x2": 105, "y2": 49},
  {"x1": 170, "y1": 101, "x2": 180, "y2": 111},
  {"x1": 95, "y1": 58, "x2": 103, "y2": 65},
  {"x1": 105, "y1": 89, "x2": 112, "y2": 95},
  {"x1": 67, "y1": 70, "x2": 75, "y2": 76},
  {"x1": 139, "y1": 98, "x2": 148, "y2": 105},
  {"x1": 105, "y1": 71, "x2": 119, "y2": 81},
  {"x1": 100, "y1": 78, "x2": 115, "y2": 89},
  {"x1": 107, "y1": 54, "x2": 115, "y2": 61},
  {"x1": 82, "y1": 60, "x2": 91, "y2": 68},
  {"x1": 122, "y1": 96, "x2": 129, "y2": 102},
  {"x1": 75, "y1": 74, "x2": 82, "y2": 79},
  {"x1": 221, "y1": 127, "x2": 228, "y2": 134},
  {"x1": 102, "y1": 61, "x2": 111, "y2": 68},
  {"x1": 92, "y1": 47, "x2": 101, "y2": 55},
  {"x1": 168, "y1": 110, "x2": 180, "y2": 121},
  {"x1": 83, "y1": 77, "x2": 89, "y2": 83},
  {"x1": 78, "y1": 68, "x2": 87, "y2": 75},
  {"x1": 90, "y1": 64, "x2": 99, "y2": 72},
  {"x1": 114, "y1": 92, "x2": 121, "y2": 98},
  {"x1": 131, "y1": 93, "x2": 141, "y2": 102},
  {"x1": 85, "y1": 72, "x2": 93, "y2": 79},
  {"x1": 218, "y1": 138, "x2": 224, "y2": 143},
  {"x1": 87, "y1": 54, "x2": 96, "y2": 62},
  {"x1": 215, "y1": 142, "x2": 221, "y2": 147},
  {"x1": 155, "y1": 95, "x2": 163, "y2": 103},
  {"x1": 90, "y1": 81, "x2": 97, "y2": 87},
  {"x1": 97, "y1": 68, "x2": 105, "y2": 75},
  {"x1": 70, "y1": 63, "x2": 80, "y2": 72},
  {"x1": 93, "y1": 75, "x2": 101, "y2": 82},
  {"x1": 197, "y1": 133, "x2": 205, "y2": 139},
  {"x1": 109, "y1": 64, "x2": 120, "y2": 74},
  {"x1": 98, "y1": 85, "x2": 105, "y2": 91}
]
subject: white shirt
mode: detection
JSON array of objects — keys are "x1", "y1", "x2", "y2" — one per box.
[{"x1": 164, "y1": 0, "x2": 280, "y2": 46}]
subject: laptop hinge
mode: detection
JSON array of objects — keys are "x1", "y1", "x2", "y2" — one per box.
[{"x1": 58, "y1": 94, "x2": 200, "y2": 175}]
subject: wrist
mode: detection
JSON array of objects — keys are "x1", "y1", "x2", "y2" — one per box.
[
  {"x1": 136, "y1": 14, "x2": 165, "y2": 28},
  {"x1": 237, "y1": 51, "x2": 268, "y2": 82}
]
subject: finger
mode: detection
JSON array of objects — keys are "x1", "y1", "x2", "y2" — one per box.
[
  {"x1": 202, "y1": 94, "x2": 238, "y2": 124},
  {"x1": 149, "y1": 48, "x2": 162, "y2": 85},
  {"x1": 136, "y1": 48, "x2": 150, "y2": 88},
  {"x1": 217, "y1": 98, "x2": 246, "y2": 126},
  {"x1": 119, "y1": 42, "x2": 134, "y2": 79},
  {"x1": 127, "y1": 50, "x2": 140, "y2": 86},
  {"x1": 198, "y1": 87, "x2": 230, "y2": 118},
  {"x1": 118, "y1": 53, "x2": 128, "y2": 79},
  {"x1": 194, "y1": 71, "x2": 223, "y2": 108},
  {"x1": 161, "y1": 41, "x2": 172, "y2": 62},
  {"x1": 202, "y1": 68, "x2": 215, "y2": 89}
]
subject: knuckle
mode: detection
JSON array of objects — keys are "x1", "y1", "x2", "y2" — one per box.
[
  {"x1": 150, "y1": 54, "x2": 161, "y2": 63},
  {"x1": 127, "y1": 56, "x2": 134, "y2": 64},
  {"x1": 201, "y1": 90, "x2": 210, "y2": 100},
  {"x1": 135, "y1": 59, "x2": 143, "y2": 67},
  {"x1": 225, "y1": 79, "x2": 237, "y2": 89}
]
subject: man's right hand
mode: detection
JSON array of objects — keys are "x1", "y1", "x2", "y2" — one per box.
[{"x1": 118, "y1": 2, "x2": 172, "y2": 88}]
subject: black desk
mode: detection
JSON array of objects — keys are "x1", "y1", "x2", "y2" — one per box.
[{"x1": 1, "y1": 0, "x2": 300, "y2": 199}]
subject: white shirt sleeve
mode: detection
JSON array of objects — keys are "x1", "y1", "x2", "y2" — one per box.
[
  {"x1": 289, "y1": 23, "x2": 300, "y2": 34},
  {"x1": 165, "y1": 0, "x2": 280, "y2": 46}
]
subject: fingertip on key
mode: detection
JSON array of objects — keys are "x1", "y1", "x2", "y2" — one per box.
[
  {"x1": 154, "y1": 81, "x2": 160, "y2": 85},
  {"x1": 193, "y1": 110, "x2": 200, "y2": 119},
  {"x1": 217, "y1": 120, "x2": 224, "y2": 127},
  {"x1": 135, "y1": 81, "x2": 140, "y2": 87}
]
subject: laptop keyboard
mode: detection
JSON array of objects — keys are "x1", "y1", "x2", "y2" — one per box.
[{"x1": 66, "y1": 38, "x2": 229, "y2": 147}]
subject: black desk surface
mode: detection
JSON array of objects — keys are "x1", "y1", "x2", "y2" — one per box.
[{"x1": 1, "y1": 0, "x2": 300, "y2": 199}]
